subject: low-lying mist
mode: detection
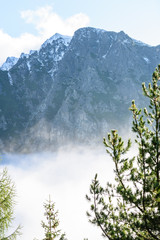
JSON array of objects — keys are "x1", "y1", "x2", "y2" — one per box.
[{"x1": 3, "y1": 146, "x2": 116, "y2": 240}]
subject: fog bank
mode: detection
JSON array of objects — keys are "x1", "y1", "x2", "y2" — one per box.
[{"x1": 3, "y1": 147, "x2": 115, "y2": 240}]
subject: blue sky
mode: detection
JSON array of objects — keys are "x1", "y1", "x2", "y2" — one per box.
[{"x1": 0, "y1": 0, "x2": 160, "y2": 64}]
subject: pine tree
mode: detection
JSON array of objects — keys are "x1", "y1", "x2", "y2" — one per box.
[
  {"x1": 35, "y1": 196, "x2": 68, "y2": 240},
  {"x1": 0, "y1": 167, "x2": 21, "y2": 240},
  {"x1": 41, "y1": 196, "x2": 61, "y2": 240},
  {"x1": 86, "y1": 65, "x2": 160, "y2": 239}
]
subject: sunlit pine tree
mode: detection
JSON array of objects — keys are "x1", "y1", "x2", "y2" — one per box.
[{"x1": 86, "y1": 65, "x2": 160, "y2": 239}]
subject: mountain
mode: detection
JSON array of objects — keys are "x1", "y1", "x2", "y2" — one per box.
[
  {"x1": 0, "y1": 56, "x2": 18, "y2": 71},
  {"x1": 0, "y1": 27, "x2": 160, "y2": 153}
]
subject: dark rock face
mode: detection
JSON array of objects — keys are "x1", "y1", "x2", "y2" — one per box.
[{"x1": 0, "y1": 27, "x2": 160, "y2": 152}]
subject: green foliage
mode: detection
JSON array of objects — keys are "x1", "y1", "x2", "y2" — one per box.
[
  {"x1": 41, "y1": 196, "x2": 60, "y2": 240},
  {"x1": 0, "y1": 167, "x2": 21, "y2": 240},
  {"x1": 40, "y1": 196, "x2": 67, "y2": 240},
  {"x1": 86, "y1": 65, "x2": 160, "y2": 239}
]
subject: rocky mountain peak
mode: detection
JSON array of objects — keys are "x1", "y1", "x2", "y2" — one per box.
[
  {"x1": 0, "y1": 27, "x2": 160, "y2": 152},
  {"x1": 41, "y1": 33, "x2": 72, "y2": 49},
  {"x1": 0, "y1": 56, "x2": 18, "y2": 71},
  {"x1": 73, "y1": 27, "x2": 107, "y2": 41},
  {"x1": 117, "y1": 30, "x2": 131, "y2": 42}
]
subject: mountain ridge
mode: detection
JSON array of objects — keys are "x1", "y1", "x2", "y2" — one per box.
[
  {"x1": 0, "y1": 27, "x2": 154, "y2": 70},
  {"x1": 0, "y1": 27, "x2": 160, "y2": 152}
]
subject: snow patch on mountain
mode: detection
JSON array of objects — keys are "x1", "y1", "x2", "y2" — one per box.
[
  {"x1": 53, "y1": 51, "x2": 65, "y2": 61},
  {"x1": 102, "y1": 43, "x2": 113, "y2": 58},
  {"x1": 41, "y1": 33, "x2": 72, "y2": 49},
  {"x1": 8, "y1": 72, "x2": 13, "y2": 85},
  {"x1": 143, "y1": 57, "x2": 150, "y2": 63},
  {"x1": 0, "y1": 57, "x2": 18, "y2": 71},
  {"x1": 27, "y1": 61, "x2": 31, "y2": 71},
  {"x1": 122, "y1": 39, "x2": 130, "y2": 44}
]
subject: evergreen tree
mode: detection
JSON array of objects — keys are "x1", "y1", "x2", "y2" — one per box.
[
  {"x1": 86, "y1": 65, "x2": 160, "y2": 239},
  {"x1": 0, "y1": 167, "x2": 21, "y2": 240},
  {"x1": 41, "y1": 196, "x2": 67, "y2": 240}
]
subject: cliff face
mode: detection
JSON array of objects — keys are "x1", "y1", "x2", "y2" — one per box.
[{"x1": 0, "y1": 27, "x2": 160, "y2": 152}]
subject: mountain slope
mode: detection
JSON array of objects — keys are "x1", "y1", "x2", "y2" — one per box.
[{"x1": 0, "y1": 27, "x2": 160, "y2": 152}]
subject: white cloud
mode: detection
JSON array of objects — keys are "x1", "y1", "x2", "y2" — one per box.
[
  {"x1": 5, "y1": 147, "x2": 114, "y2": 240},
  {"x1": 0, "y1": 30, "x2": 43, "y2": 65},
  {"x1": 21, "y1": 6, "x2": 90, "y2": 38},
  {"x1": 0, "y1": 6, "x2": 90, "y2": 65}
]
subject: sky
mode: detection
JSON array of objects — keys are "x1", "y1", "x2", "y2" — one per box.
[{"x1": 0, "y1": 0, "x2": 160, "y2": 65}]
